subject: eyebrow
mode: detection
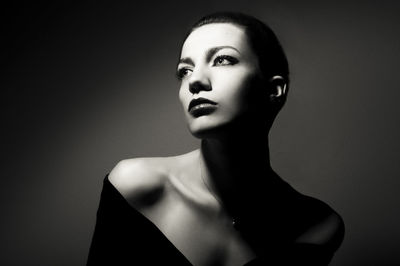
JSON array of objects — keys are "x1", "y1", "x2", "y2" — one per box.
[
  {"x1": 178, "y1": 45, "x2": 240, "y2": 66},
  {"x1": 178, "y1": 57, "x2": 194, "y2": 66}
]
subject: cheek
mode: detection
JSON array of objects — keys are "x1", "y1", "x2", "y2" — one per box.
[
  {"x1": 178, "y1": 84, "x2": 188, "y2": 107},
  {"x1": 178, "y1": 83, "x2": 194, "y2": 120},
  {"x1": 215, "y1": 70, "x2": 261, "y2": 111}
]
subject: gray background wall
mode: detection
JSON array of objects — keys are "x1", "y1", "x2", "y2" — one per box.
[{"x1": 2, "y1": 1, "x2": 400, "y2": 265}]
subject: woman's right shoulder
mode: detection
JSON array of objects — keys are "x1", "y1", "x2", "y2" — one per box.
[{"x1": 108, "y1": 157, "x2": 170, "y2": 208}]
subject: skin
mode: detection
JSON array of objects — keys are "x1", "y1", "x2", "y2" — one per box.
[
  {"x1": 177, "y1": 23, "x2": 285, "y2": 214},
  {"x1": 178, "y1": 23, "x2": 263, "y2": 139},
  {"x1": 109, "y1": 23, "x2": 344, "y2": 266}
]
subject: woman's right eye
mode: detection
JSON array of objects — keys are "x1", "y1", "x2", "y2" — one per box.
[{"x1": 176, "y1": 68, "x2": 192, "y2": 80}]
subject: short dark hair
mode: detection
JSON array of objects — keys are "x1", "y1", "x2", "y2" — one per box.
[{"x1": 186, "y1": 12, "x2": 289, "y2": 85}]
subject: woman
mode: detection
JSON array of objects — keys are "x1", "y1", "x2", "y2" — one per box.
[{"x1": 87, "y1": 12, "x2": 344, "y2": 266}]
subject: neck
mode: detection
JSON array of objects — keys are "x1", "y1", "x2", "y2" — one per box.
[
  {"x1": 201, "y1": 134, "x2": 271, "y2": 174},
  {"x1": 199, "y1": 125, "x2": 278, "y2": 214}
]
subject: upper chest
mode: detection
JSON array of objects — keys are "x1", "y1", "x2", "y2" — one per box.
[{"x1": 138, "y1": 178, "x2": 256, "y2": 266}]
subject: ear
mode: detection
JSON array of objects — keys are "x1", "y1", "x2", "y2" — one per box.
[{"x1": 268, "y1": 75, "x2": 287, "y2": 101}]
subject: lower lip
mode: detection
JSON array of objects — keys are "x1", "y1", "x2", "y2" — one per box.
[{"x1": 189, "y1": 103, "x2": 217, "y2": 117}]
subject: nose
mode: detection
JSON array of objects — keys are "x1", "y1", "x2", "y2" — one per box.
[
  {"x1": 189, "y1": 80, "x2": 211, "y2": 94},
  {"x1": 188, "y1": 67, "x2": 211, "y2": 94}
]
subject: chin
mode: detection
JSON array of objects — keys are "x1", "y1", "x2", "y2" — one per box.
[
  {"x1": 187, "y1": 115, "x2": 235, "y2": 139},
  {"x1": 188, "y1": 122, "x2": 217, "y2": 139}
]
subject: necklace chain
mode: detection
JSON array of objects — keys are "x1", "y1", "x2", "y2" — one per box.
[{"x1": 198, "y1": 153, "x2": 237, "y2": 228}]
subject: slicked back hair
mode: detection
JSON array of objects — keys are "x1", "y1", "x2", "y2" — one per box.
[{"x1": 185, "y1": 12, "x2": 289, "y2": 87}]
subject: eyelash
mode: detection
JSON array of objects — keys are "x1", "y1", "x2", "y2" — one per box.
[
  {"x1": 176, "y1": 68, "x2": 191, "y2": 80},
  {"x1": 213, "y1": 55, "x2": 238, "y2": 66},
  {"x1": 176, "y1": 55, "x2": 239, "y2": 80}
]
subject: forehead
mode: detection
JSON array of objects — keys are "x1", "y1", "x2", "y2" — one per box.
[{"x1": 181, "y1": 23, "x2": 249, "y2": 57}]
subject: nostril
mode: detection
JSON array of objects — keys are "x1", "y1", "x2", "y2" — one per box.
[
  {"x1": 189, "y1": 81, "x2": 211, "y2": 94},
  {"x1": 189, "y1": 81, "x2": 200, "y2": 94}
]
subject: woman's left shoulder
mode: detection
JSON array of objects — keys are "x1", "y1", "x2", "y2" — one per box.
[{"x1": 295, "y1": 195, "x2": 345, "y2": 251}]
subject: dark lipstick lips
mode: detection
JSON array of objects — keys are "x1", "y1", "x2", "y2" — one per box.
[{"x1": 188, "y1": 97, "x2": 217, "y2": 112}]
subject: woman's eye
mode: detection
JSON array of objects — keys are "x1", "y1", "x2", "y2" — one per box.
[
  {"x1": 213, "y1": 55, "x2": 238, "y2": 66},
  {"x1": 176, "y1": 68, "x2": 192, "y2": 80}
]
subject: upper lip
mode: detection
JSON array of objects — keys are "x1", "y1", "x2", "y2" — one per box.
[{"x1": 188, "y1": 97, "x2": 217, "y2": 112}]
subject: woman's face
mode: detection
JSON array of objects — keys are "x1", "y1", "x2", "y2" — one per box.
[{"x1": 177, "y1": 23, "x2": 263, "y2": 138}]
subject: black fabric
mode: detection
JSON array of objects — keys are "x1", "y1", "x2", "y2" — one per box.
[
  {"x1": 87, "y1": 175, "x2": 339, "y2": 265},
  {"x1": 87, "y1": 175, "x2": 192, "y2": 265}
]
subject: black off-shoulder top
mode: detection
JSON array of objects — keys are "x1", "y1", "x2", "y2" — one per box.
[{"x1": 87, "y1": 174, "x2": 343, "y2": 265}]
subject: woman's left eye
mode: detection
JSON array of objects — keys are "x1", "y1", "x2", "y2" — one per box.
[{"x1": 213, "y1": 55, "x2": 238, "y2": 66}]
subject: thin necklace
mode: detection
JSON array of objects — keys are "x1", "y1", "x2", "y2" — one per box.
[{"x1": 198, "y1": 153, "x2": 238, "y2": 228}]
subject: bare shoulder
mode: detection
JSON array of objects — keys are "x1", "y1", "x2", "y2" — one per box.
[
  {"x1": 296, "y1": 198, "x2": 345, "y2": 251},
  {"x1": 108, "y1": 157, "x2": 171, "y2": 208}
]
